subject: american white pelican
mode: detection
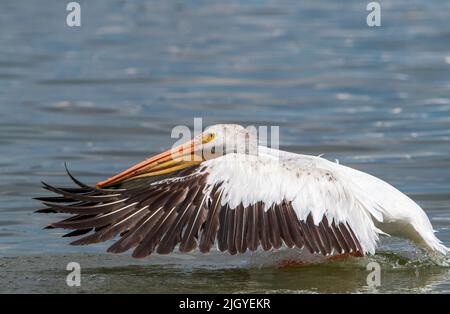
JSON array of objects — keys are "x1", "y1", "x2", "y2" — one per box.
[{"x1": 36, "y1": 124, "x2": 448, "y2": 260}]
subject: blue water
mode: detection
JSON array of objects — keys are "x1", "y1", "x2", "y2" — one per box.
[{"x1": 1, "y1": 0, "x2": 450, "y2": 293}]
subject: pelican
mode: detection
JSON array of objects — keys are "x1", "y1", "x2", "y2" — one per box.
[{"x1": 36, "y1": 124, "x2": 448, "y2": 260}]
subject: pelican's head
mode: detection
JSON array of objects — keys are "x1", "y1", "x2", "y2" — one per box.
[
  {"x1": 201, "y1": 124, "x2": 258, "y2": 156},
  {"x1": 96, "y1": 123, "x2": 258, "y2": 188}
]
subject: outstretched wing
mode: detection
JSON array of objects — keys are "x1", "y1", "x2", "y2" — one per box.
[{"x1": 36, "y1": 153, "x2": 380, "y2": 258}]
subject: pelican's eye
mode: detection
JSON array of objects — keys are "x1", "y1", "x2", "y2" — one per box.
[{"x1": 202, "y1": 132, "x2": 216, "y2": 143}]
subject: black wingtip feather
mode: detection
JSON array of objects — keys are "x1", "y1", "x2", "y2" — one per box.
[
  {"x1": 35, "y1": 208, "x2": 58, "y2": 213},
  {"x1": 63, "y1": 228, "x2": 92, "y2": 238},
  {"x1": 64, "y1": 163, "x2": 90, "y2": 189}
]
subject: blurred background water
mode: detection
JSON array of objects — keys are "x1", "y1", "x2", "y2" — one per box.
[{"x1": 1, "y1": 0, "x2": 450, "y2": 293}]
